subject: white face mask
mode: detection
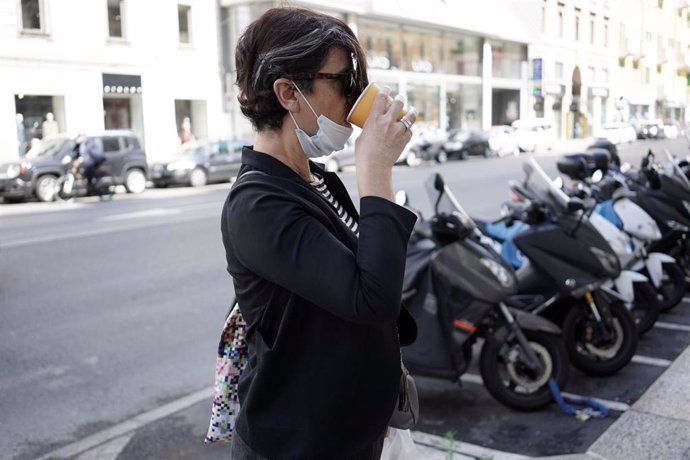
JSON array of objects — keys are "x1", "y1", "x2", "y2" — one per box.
[{"x1": 289, "y1": 83, "x2": 353, "y2": 159}]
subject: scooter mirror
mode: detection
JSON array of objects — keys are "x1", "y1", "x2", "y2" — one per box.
[
  {"x1": 433, "y1": 173, "x2": 444, "y2": 192},
  {"x1": 523, "y1": 161, "x2": 533, "y2": 178},
  {"x1": 591, "y1": 169, "x2": 603, "y2": 183},
  {"x1": 395, "y1": 190, "x2": 409, "y2": 206},
  {"x1": 566, "y1": 197, "x2": 585, "y2": 213}
]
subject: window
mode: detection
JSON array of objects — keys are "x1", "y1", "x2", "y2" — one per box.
[
  {"x1": 20, "y1": 0, "x2": 42, "y2": 31},
  {"x1": 657, "y1": 0, "x2": 663, "y2": 8},
  {"x1": 590, "y1": 13, "x2": 595, "y2": 44},
  {"x1": 124, "y1": 137, "x2": 140, "y2": 150},
  {"x1": 558, "y1": 4, "x2": 564, "y2": 38},
  {"x1": 602, "y1": 68, "x2": 609, "y2": 83},
  {"x1": 555, "y1": 61, "x2": 564, "y2": 79},
  {"x1": 645, "y1": 67, "x2": 651, "y2": 84},
  {"x1": 178, "y1": 4, "x2": 191, "y2": 44},
  {"x1": 102, "y1": 137, "x2": 121, "y2": 152},
  {"x1": 574, "y1": 8, "x2": 581, "y2": 41},
  {"x1": 604, "y1": 19, "x2": 609, "y2": 47},
  {"x1": 107, "y1": 0, "x2": 123, "y2": 38},
  {"x1": 587, "y1": 66, "x2": 595, "y2": 82}
]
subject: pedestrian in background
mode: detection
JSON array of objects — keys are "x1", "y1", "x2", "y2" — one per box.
[{"x1": 220, "y1": 6, "x2": 418, "y2": 459}]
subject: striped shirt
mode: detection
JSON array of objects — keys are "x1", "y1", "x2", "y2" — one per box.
[{"x1": 309, "y1": 172, "x2": 359, "y2": 237}]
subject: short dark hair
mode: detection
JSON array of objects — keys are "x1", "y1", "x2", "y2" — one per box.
[{"x1": 235, "y1": 7, "x2": 368, "y2": 131}]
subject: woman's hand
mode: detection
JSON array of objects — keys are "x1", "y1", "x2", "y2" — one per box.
[{"x1": 354, "y1": 87, "x2": 417, "y2": 201}]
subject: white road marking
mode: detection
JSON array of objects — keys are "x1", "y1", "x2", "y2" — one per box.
[
  {"x1": 561, "y1": 393, "x2": 631, "y2": 412},
  {"x1": 35, "y1": 386, "x2": 213, "y2": 460},
  {"x1": 1, "y1": 203, "x2": 220, "y2": 249},
  {"x1": 74, "y1": 434, "x2": 133, "y2": 460},
  {"x1": 461, "y1": 373, "x2": 631, "y2": 412},
  {"x1": 0, "y1": 201, "x2": 89, "y2": 216},
  {"x1": 97, "y1": 208, "x2": 180, "y2": 221},
  {"x1": 654, "y1": 321, "x2": 690, "y2": 332},
  {"x1": 631, "y1": 355, "x2": 672, "y2": 368}
]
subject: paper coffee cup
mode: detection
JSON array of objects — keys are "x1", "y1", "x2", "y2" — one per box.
[{"x1": 346, "y1": 82, "x2": 407, "y2": 128}]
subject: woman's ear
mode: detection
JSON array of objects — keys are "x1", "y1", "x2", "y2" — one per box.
[{"x1": 273, "y1": 78, "x2": 299, "y2": 112}]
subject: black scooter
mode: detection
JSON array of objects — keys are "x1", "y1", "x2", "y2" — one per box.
[
  {"x1": 629, "y1": 150, "x2": 690, "y2": 292},
  {"x1": 399, "y1": 173, "x2": 569, "y2": 411},
  {"x1": 495, "y1": 158, "x2": 638, "y2": 377},
  {"x1": 558, "y1": 150, "x2": 685, "y2": 313}
]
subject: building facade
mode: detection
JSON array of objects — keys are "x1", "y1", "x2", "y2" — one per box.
[
  {"x1": 219, "y1": 0, "x2": 541, "y2": 140},
  {"x1": 1, "y1": 0, "x2": 229, "y2": 163},
  {"x1": 531, "y1": 0, "x2": 690, "y2": 139}
]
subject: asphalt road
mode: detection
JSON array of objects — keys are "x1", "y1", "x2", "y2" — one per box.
[{"x1": 1, "y1": 138, "x2": 688, "y2": 459}]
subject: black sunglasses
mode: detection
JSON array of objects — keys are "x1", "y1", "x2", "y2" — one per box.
[{"x1": 290, "y1": 71, "x2": 360, "y2": 100}]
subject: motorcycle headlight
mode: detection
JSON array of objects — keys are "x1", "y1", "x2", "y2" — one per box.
[
  {"x1": 589, "y1": 246, "x2": 620, "y2": 273},
  {"x1": 166, "y1": 160, "x2": 196, "y2": 172},
  {"x1": 480, "y1": 257, "x2": 515, "y2": 288},
  {"x1": 5, "y1": 164, "x2": 20, "y2": 179}
]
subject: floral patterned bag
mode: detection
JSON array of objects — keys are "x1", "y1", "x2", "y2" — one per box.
[{"x1": 205, "y1": 303, "x2": 248, "y2": 443}]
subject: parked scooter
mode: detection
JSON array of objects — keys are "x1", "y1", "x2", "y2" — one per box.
[
  {"x1": 399, "y1": 173, "x2": 569, "y2": 410},
  {"x1": 485, "y1": 198, "x2": 659, "y2": 336},
  {"x1": 557, "y1": 151, "x2": 684, "y2": 313},
  {"x1": 489, "y1": 158, "x2": 638, "y2": 376},
  {"x1": 618, "y1": 150, "x2": 690, "y2": 305}
]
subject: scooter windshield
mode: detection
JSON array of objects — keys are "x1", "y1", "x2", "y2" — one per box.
[
  {"x1": 423, "y1": 174, "x2": 476, "y2": 231},
  {"x1": 664, "y1": 150, "x2": 690, "y2": 192},
  {"x1": 523, "y1": 157, "x2": 571, "y2": 212}
]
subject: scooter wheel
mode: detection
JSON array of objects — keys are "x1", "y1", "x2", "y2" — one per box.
[
  {"x1": 479, "y1": 329, "x2": 569, "y2": 411},
  {"x1": 563, "y1": 299, "x2": 638, "y2": 376},
  {"x1": 648, "y1": 262, "x2": 686, "y2": 312},
  {"x1": 632, "y1": 281, "x2": 660, "y2": 336}
]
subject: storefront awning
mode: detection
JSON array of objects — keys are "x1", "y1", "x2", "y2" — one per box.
[{"x1": 102, "y1": 74, "x2": 142, "y2": 95}]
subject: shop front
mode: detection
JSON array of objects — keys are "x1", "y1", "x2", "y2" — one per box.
[
  {"x1": 357, "y1": 18, "x2": 524, "y2": 133},
  {"x1": 102, "y1": 73, "x2": 144, "y2": 140},
  {"x1": 14, "y1": 94, "x2": 66, "y2": 154}
]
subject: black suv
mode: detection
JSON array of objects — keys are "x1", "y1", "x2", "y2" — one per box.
[{"x1": 0, "y1": 130, "x2": 148, "y2": 202}]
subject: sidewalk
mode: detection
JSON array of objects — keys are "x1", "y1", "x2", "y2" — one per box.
[
  {"x1": 40, "y1": 341, "x2": 690, "y2": 460},
  {"x1": 415, "y1": 343, "x2": 690, "y2": 460}
]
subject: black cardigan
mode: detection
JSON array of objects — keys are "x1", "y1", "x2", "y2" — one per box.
[{"x1": 221, "y1": 148, "x2": 417, "y2": 459}]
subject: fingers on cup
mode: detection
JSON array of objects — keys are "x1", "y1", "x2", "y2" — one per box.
[{"x1": 370, "y1": 86, "x2": 391, "y2": 116}]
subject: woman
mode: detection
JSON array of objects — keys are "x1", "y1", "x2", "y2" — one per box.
[{"x1": 221, "y1": 7, "x2": 418, "y2": 459}]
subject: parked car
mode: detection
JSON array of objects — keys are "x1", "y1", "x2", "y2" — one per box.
[
  {"x1": 487, "y1": 125, "x2": 520, "y2": 157},
  {"x1": 441, "y1": 129, "x2": 492, "y2": 159},
  {"x1": 0, "y1": 130, "x2": 148, "y2": 202},
  {"x1": 398, "y1": 127, "x2": 448, "y2": 165},
  {"x1": 313, "y1": 131, "x2": 358, "y2": 172},
  {"x1": 635, "y1": 120, "x2": 665, "y2": 139},
  {"x1": 511, "y1": 118, "x2": 556, "y2": 152},
  {"x1": 593, "y1": 122, "x2": 637, "y2": 144},
  {"x1": 150, "y1": 140, "x2": 247, "y2": 188},
  {"x1": 663, "y1": 121, "x2": 680, "y2": 139}
]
